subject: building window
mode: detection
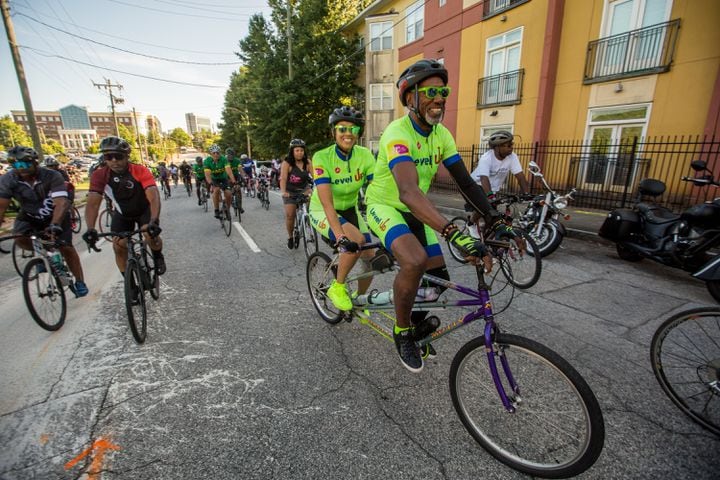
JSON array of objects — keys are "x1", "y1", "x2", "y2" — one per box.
[
  {"x1": 482, "y1": 28, "x2": 522, "y2": 105},
  {"x1": 483, "y1": 0, "x2": 530, "y2": 19},
  {"x1": 406, "y1": 0, "x2": 424, "y2": 44},
  {"x1": 369, "y1": 21, "x2": 393, "y2": 51},
  {"x1": 369, "y1": 83, "x2": 393, "y2": 110},
  {"x1": 580, "y1": 103, "x2": 651, "y2": 190},
  {"x1": 439, "y1": 0, "x2": 446, "y2": 6}
]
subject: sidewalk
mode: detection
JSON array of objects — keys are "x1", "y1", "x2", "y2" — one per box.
[{"x1": 426, "y1": 190, "x2": 610, "y2": 243}]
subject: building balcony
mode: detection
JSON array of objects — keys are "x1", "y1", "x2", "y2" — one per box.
[
  {"x1": 481, "y1": 0, "x2": 530, "y2": 20},
  {"x1": 477, "y1": 68, "x2": 524, "y2": 108},
  {"x1": 583, "y1": 19, "x2": 681, "y2": 84}
]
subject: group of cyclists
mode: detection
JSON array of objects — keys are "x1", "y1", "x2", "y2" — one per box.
[{"x1": 1, "y1": 58, "x2": 521, "y2": 375}]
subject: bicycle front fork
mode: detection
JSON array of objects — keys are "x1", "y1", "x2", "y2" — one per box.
[{"x1": 484, "y1": 321, "x2": 521, "y2": 413}]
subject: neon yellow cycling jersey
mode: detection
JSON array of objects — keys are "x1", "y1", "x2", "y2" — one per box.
[
  {"x1": 203, "y1": 156, "x2": 229, "y2": 180},
  {"x1": 365, "y1": 115, "x2": 461, "y2": 212},
  {"x1": 310, "y1": 144, "x2": 375, "y2": 212}
]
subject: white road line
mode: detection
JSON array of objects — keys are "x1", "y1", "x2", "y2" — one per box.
[{"x1": 233, "y1": 223, "x2": 262, "y2": 252}]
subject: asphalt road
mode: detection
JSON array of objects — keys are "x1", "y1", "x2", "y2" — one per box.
[{"x1": 0, "y1": 181, "x2": 717, "y2": 479}]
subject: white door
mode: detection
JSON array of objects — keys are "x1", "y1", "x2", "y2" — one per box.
[{"x1": 581, "y1": 124, "x2": 644, "y2": 191}]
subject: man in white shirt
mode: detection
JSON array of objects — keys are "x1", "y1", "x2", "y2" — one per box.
[{"x1": 470, "y1": 130, "x2": 529, "y2": 199}]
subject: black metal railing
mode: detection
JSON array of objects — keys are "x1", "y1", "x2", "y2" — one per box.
[
  {"x1": 584, "y1": 19, "x2": 681, "y2": 84},
  {"x1": 477, "y1": 68, "x2": 524, "y2": 108},
  {"x1": 482, "y1": 0, "x2": 530, "y2": 19},
  {"x1": 431, "y1": 135, "x2": 720, "y2": 211}
]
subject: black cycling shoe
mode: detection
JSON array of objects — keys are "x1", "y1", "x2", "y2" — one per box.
[
  {"x1": 240, "y1": 208, "x2": 245, "y2": 214},
  {"x1": 154, "y1": 252, "x2": 167, "y2": 275},
  {"x1": 394, "y1": 329, "x2": 423, "y2": 373},
  {"x1": 412, "y1": 315, "x2": 441, "y2": 340},
  {"x1": 287, "y1": 238, "x2": 294, "y2": 250},
  {"x1": 214, "y1": 209, "x2": 222, "y2": 219}
]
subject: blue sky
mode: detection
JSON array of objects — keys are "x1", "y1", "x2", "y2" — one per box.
[{"x1": 0, "y1": 0, "x2": 272, "y2": 132}]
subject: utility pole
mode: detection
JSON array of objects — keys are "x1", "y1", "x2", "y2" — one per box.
[
  {"x1": 1, "y1": 0, "x2": 44, "y2": 160},
  {"x1": 131, "y1": 107, "x2": 144, "y2": 163},
  {"x1": 93, "y1": 79, "x2": 123, "y2": 137}
]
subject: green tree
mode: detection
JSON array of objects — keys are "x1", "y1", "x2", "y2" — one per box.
[
  {"x1": 168, "y1": 127, "x2": 192, "y2": 147},
  {"x1": 42, "y1": 139, "x2": 65, "y2": 154},
  {"x1": 118, "y1": 124, "x2": 142, "y2": 163},
  {"x1": 222, "y1": 0, "x2": 365, "y2": 158},
  {"x1": 0, "y1": 115, "x2": 33, "y2": 150}
]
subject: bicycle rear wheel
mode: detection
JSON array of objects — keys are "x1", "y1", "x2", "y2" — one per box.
[
  {"x1": 651, "y1": 307, "x2": 720, "y2": 436},
  {"x1": 497, "y1": 229, "x2": 542, "y2": 289},
  {"x1": 70, "y1": 206, "x2": 82, "y2": 233},
  {"x1": 12, "y1": 240, "x2": 35, "y2": 277},
  {"x1": 202, "y1": 191, "x2": 209, "y2": 212},
  {"x1": 124, "y1": 258, "x2": 147, "y2": 343},
  {"x1": 302, "y1": 215, "x2": 318, "y2": 259},
  {"x1": 306, "y1": 252, "x2": 342, "y2": 324},
  {"x1": 450, "y1": 333, "x2": 604, "y2": 478},
  {"x1": 22, "y1": 258, "x2": 67, "y2": 331}
]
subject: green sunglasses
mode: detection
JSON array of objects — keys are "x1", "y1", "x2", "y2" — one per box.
[
  {"x1": 417, "y1": 86, "x2": 451, "y2": 99},
  {"x1": 334, "y1": 125, "x2": 361, "y2": 135}
]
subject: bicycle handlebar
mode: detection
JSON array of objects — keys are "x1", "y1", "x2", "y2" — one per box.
[{"x1": 86, "y1": 229, "x2": 145, "y2": 252}]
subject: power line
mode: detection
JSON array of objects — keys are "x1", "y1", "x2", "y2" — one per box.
[
  {"x1": 104, "y1": 0, "x2": 252, "y2": 21},
  {"x1": 148, "y1": 0, "x2": 256, "y2": 17},
  {"x1": 154, "y1": 0, "x2": 266, "y2": 9},
  {"x1": 20, "y1": 46, "x2": 227, "y2": 88},
  {"x1": 17, "y1": 13, "x2": 242, "y2": 66},
  {"x1": 11, "y1": 4, "x2": 236, "y2": 55}
]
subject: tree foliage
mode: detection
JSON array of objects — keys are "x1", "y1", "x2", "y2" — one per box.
[
  {"x1": 221, "y1": 0, "x2": 366, "y2": 159},
  {"x1": 168, "y1": 127, "x2": 192, "y2": 147},
  {"x1": 0, "y1": 115, "x2": 33, "y2": 150}
]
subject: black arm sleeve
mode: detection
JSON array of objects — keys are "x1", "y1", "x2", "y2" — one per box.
[{"x1": 446, "y1": 161, "x2": 500, "y2": 219}]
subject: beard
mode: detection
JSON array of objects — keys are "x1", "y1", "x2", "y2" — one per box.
[{"x1": 423, "y1": 107, "x2": 444, "y2": 126}]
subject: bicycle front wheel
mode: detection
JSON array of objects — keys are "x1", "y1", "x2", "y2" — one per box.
[
  {"x1": 12, "y1": 240, "x2": 35, "y2": 277},
  {"x1": 22, "y1": 258, "x2": 66, "y2": 331},
  {"x1": 306, "y1": 252, "x2": 342, "y2": 324},
  {"x1": 222, "y1": 206, "x2": 232, "y2": 236},
  {"x1": 71, "y1": 206, "x2": 82, "y2": 233},
  {"x1": 98, "y1": 209, "x2": 112, "y2": 233},
  {"x1": 497, "y1": 229, "x2": 542, "y2": 289},
  {"x1": 446, "y1": 216, "x2": 470, "y2": 264},
  {"x1": 450, "y1": 334, "x2": 604, "y2": 478},
  {"x1": 651, "y1": 307, "x2": 720, "y2": 436},
  {"x1": 143, "y1": 246, "x2": 161, "y2": 300},
  {"x1": 302, "y1": 215, "x2": 318, "y2": 259},
  {"x1": 124, "y1": 258, "x2": 147, "y2": 343}
]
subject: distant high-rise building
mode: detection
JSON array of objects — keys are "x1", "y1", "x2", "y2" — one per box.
[{"x1": 185, "y1": 113, "x2": 212, "y2": 135}]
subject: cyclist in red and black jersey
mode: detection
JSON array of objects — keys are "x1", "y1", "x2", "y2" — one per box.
[{"x1": 82, "y1": 136, "x2": 166, "y2": 275}]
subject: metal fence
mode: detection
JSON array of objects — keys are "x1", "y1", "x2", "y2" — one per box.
[{"x1": 431, "y1": 135, "x2": 720, "y2": 211}]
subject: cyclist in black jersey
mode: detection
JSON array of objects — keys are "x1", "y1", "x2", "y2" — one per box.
[{"x1": 280, "y1": 139, "x2": 313, "y2": 249}]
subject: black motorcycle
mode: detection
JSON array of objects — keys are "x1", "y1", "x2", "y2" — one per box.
[{"x1": 599, "y1": 160, "x2": 720, "y2": 302}]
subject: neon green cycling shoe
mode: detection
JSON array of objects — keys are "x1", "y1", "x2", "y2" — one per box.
[{"x1": 327, "y1": 280, "x2": 353, "y2": 311}]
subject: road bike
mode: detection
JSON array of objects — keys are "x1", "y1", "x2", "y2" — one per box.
[
  {"x1": 1, "y1": 233, "x2": 80, "y2": 331},
  {"x1": 161, "y1": 178, "x2": 171, "y2": 200},
  {"x1": 257, "y1": 181, "x2": 270, "y2": 210},
  {"x1": 216, "y1": 188, "x2": 233, "y2": 237},
  {"x1": 200, "y1": 181, "x2": 210, "y2": 212},
  {"x1": 183, "y1": 175, "x2": 193, "y2": 197},
  {"x1": 231, "y1": 184, "x2": 243, "y2": 221},
  {"x1": 306, "y1": 242, "x2": 604, "y2": 478},
  {"x1": 245, "y1": 177, "x2": 256, "y2": 198},
  {"x1": 89, "y1": 229, "x2": 160, "y2": 343},
  {"x1": 446, "y1": 199, "x2": 542, "y2": 289},
  {"x1": 650, "y1": 307, "x2": 720, "y2": 436},
  {"x1": 292, "y1": 193, "x2": 318, "y2": 258}
]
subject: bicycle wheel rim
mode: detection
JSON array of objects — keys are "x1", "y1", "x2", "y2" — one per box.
[
  {"x1": 302, "y1": 216, "x2": 317, "y2": 258},
  {"x1": 450, "y1": 334, "x2": 604, "y2": 478},
  {"x1": 306, "y1": 252, "x2": 342, "y2": 324},
  {"x1": 99, "y1": 209, "x2": 110, "y2": 233},
  {"x1": 498, "y1": 229, "x2": 542, "y2": 289},
  {"x1": 13, "y1": 240, "x2": 35, "y2": 277},
  {"x1": 22, "y1": 258, "x2": 66, "y2": 331},
  {"x1": 223, "y1": 207, "x2": 232, "y2": 236},
  {"x1": 71, "y1": 206, "x2": 81, "y2": 233},
  {"x1": 124, "y1": 259, "x2": 147, "y2": 343},
  {"x1": 651, "y1": 308, "x2": 720, "y2": 436},
  {"x1": 144, "y1": 246, "x2": 161, "y2": 300}
]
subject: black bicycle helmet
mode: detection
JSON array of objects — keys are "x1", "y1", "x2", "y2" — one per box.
[
  {"x1": 44, "y1": 155, "x2": 59, "y2": 167},
  {"x1": 7, "y1": 145, "x2": 39, "y2": 162},
  {"x1": 488, "y1": 130, "x2": 514, "y2": 147},
  {"x1": 99, "y1": 136, "x2": 131, "y2": 154},
  {"x1": 397, "y1": 59, "x2": 448, "y2": 106},
  {"x1": 328, "y1": 106, "x2": 364, "y2": 127},
  {"x1": 289, "y1": 138, "x2": 306, "y2": 148},
  {"x1": 195, "y1": 156, "x2": 203, "y2": 163},
  {"x1": 225, "y1": 148, "x2": 235, "y2": 156}
]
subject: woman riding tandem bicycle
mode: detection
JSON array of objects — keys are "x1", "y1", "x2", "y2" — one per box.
[{"x1": 309, "y1": 106, "x2": 376, "y2": 311}]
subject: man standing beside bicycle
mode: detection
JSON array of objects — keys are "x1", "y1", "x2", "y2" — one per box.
[
  {"x1": 0, "y1": 146, "x2": 89, "y2": 296},
  {"x1": 365, "y1": 59, "x2": 503, "y2": 373},
  {"x1": 280, "y1": 138, "x2": 313, "y2": 249},
  {"x1": 82, "y1": 136, "x2": 166, "y2": 276},
  {"x1": 203, "y1": 145, "x2": 236, "y2": 219},
  {"x1": 309, "y1": 106, "x2": 376, "y2": 311}
]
